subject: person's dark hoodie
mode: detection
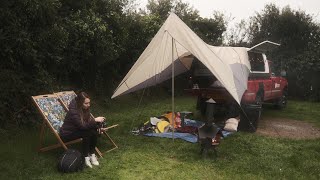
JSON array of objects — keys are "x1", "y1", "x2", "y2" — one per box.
[{"x1": 59, "y1": 99, "x2": 97, "y2": 137}]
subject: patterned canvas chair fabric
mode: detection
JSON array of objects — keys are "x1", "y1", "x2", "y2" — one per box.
[
  {"x1": 34, "y1": 96, "x2": 66, "y2": 132},
  {"x1": 56, "y1": 91, "x2": 77, "y2": 109}
]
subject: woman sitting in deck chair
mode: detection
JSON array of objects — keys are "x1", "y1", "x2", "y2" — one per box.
[{"x1": 59, "y1": 92, "x2": 106, "y2": 168}]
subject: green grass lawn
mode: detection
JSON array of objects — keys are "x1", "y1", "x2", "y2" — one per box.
[
  {"x1": 1, "y1": 95, "x2": 319, "y2": 179},
  {"x1": 263, "y1": 100, "x2": 320, "y2": 127}
]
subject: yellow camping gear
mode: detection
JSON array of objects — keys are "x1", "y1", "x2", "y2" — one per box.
[{"x1": 155, "y1": 120, "x2": 170, "y2": 133}]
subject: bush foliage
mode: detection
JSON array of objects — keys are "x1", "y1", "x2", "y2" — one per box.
[{"x1": 1, "y1": 0, "x2": 319, "y2": 129}]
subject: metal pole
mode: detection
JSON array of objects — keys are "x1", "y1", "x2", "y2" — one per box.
[{"x1": 172, "y1": 37, "x2": 175, "y2": 142}]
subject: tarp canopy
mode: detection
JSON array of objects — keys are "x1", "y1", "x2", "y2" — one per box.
[
  {"x1": 208, "y1": 46, "x2": 250, "y2": 102},
  {"x1": 111, "y1": 13, "x2": 250, "y2": 105}
]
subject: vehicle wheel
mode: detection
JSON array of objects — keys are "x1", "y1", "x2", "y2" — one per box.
[{"x1": 275, "y1": 90, "x2": 287, "y2": 109}]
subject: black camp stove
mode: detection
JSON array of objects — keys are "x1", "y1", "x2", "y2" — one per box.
[
  {"x1": 198, "y1": 122, "x2": 222, "y2": 157},
  {"x1": 198, "y1": 98, "x2": 223, "y2": 157}
]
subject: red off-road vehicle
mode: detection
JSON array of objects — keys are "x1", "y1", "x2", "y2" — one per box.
[{"x1": 242, "y1": 41, "x2": 288, "y2": 108}]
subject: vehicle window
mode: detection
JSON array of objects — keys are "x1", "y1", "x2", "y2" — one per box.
[
  {"x1": 269, "y1": 62, "x2": 279, "y2": 76},
  {"x1": 248, "y1": 52, "x2": 265, "y2": 71}
]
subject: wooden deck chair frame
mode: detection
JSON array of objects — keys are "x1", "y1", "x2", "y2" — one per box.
[
  {"x1": 31, "y1": 94, "x2": 103, "y2": 157},
  {"x1": 54, "y1": 91, "x2": 119, "y2": 153}
]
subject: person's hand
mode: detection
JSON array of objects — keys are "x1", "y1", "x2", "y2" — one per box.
[
  {"x1": 97, "y1": 127, "x2": 108, "y2": 135},
  {"x1": 95, "y1": 116, "x2": 106, "y2": 122}
]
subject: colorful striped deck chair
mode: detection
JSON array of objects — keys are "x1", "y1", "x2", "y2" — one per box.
[{"x1": 31, "y1": 94, "x2": 103, "y2": 157}]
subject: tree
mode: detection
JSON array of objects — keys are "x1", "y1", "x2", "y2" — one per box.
[
  {"x1": 191, "y1": 12, "x2": 227, "y2": 45},
  {"x1": 247, "y1": 4, "x2": 320, "y2": 100},
  {"x1": 0, "y1": 0, "x2": 130, "y2": 128},
  {"x1": 145, "y1": 0, "x2": 227, "y2": 45},
  {"x1": 224, "y1": 19, "x2": 250, "y2": 46},
  {"x1": 146, "y1": 0, "x2": 173, "y2": 21}
]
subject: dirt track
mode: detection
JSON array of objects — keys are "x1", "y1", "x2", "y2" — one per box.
[{"x1": 256, "y1": 117, "x2": 320, "y2": 139}]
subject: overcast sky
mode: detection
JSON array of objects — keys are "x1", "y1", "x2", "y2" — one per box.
[{"x1": 137, "y1": 0, "x2": 320, "y2": 24}]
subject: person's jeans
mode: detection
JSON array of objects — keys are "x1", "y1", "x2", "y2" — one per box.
[{"x1": 61, "y1": 129, "x2": 98, "y2": 156}]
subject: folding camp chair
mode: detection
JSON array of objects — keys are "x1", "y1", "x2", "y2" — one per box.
[
  {"x1": 55, "y1": 91, "x2": 119, "y2": 153},
  {"x1": 54, "y1": 90, "x2": 76, "y2": 109},
  {"x1": 31, "y1": 94, "x2": 103, "y2": 157}
]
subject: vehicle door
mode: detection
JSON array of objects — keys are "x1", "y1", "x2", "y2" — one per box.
[
  {"x1": 249, "y1": 41, "x2": 281, "y2": 101},
  {"x1": 269, "y1": 61, "x2": 282, "y2": 98}
]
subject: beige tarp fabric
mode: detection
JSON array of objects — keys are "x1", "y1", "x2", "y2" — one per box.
[
  {"x1": 208, "y1": 46, "x2": 250, "y2": 103},
  {"x1": 111, "y1": 13, "x2": 250, "y2": 104}
]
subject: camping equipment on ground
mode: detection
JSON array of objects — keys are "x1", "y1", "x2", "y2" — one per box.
[
  {"x1": 224, "y1": 118, "x2": 240, "y2": 132},
  {"x1": 150, "y1": 117, "x2": 161, "y2": 125},
  {"x1": 176, "y1": 126, "x2": 198, "y2": 134},
  {"x1": 58, "y1": 149, "x2": 84, "y2": 173},
  {"x1": 144, "y1": 131, "x2": 199, "y2": 143},
  {"x1": 198, "y1": 122, "x2": 222, "y2": 157},
  {"x1": 144, "y1": 118, "x2": 203, "y2": 143},
  {"x1": 133, "y1": 111, "x2": 187, "y2": 135},
  {"x1": 239, "y1": 104, "x2": 262, "y2": 132},
  {"x1": 198, "y1": 99, "x2": 222, "y2": 157},
  {"x1": 205, "y1": 98, "x2": 216, "y2": 121},
  {"x1": 141, "y1": 118, "x2": 234, "y2": 143},
  {"x1": 155, "y1": 120, "x2": 171, "y2": 133},
  {"x1": 134, "y1": 117, "x2": 204, "y2": 143},
  {"x1": 180, "y1": 111, "x2": 193, "y2": 127}
]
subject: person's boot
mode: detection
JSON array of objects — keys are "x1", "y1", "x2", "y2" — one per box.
[
  {"x1": 90, "y1": 153, "x2": 99, "y2": 166},
  {"x1": 85, "y1": 156, "x2": 93, "y2": 168}
]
